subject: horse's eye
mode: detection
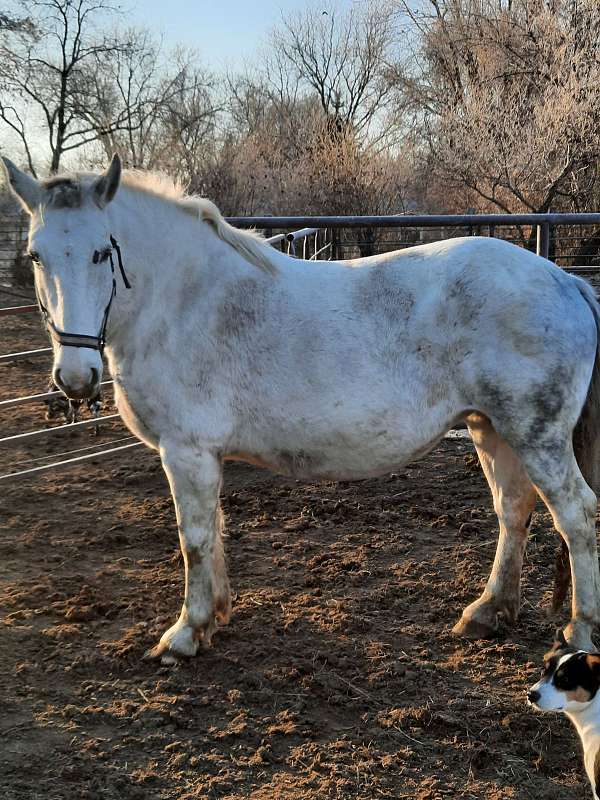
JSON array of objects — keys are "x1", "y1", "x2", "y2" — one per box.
[
  {"x1": 29, "y1": 251, "x2": 41, "y2": 263},
  {"x1": 93, "y1": 248, "x2": 110, "y2": 264}
]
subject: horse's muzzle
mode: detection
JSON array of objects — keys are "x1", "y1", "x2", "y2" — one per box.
[{"x1": 54, "y1": 366, "x2": 100, "y2": 400}]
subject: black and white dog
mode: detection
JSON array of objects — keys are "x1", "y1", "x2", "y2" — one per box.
[{"x1": 528, "y1": 630, "x2": 600, "y2": 799}]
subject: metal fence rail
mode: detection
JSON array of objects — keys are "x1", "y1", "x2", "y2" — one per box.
[
  {"x1": 228, "y1": 212, "x2": 600, "y2": 227},
  {"x1": 228, "y1": 212, "x2": 600, "y2": 263},
  {"x1": 0, "y1": 347, "x2": 52, "y2": 364},
  {"x1": 0, "y1": 304, "x2": 36, "y2": 316},
  {"x1": 0, "y1": 379, "x2": 113, "y2": 409},
  {"x1": 0, "y1": 413, "x2": 121, "y2": 445},
  {"x1": 0, "y1": 441, "x2": 143, "y2": 482}
]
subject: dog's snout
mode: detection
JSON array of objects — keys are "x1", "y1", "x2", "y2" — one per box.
[{"x1": 527, "y1": 689, "x2": 541, "y2": 704}]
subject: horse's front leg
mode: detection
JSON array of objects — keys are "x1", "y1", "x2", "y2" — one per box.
[{"x1": 148, "y1": 445, "x2": 231, "y2": 662}]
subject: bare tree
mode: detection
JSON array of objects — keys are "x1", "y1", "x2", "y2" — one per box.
[
  {"x1": 268, "y1": 0, "x2": 398, "y2": 143},
  {"x1": 73, "y1": 29, "x2": 166, "y2": 169},
  {"x1": 0, "y1": 7, "x2": 40, "y2": 173},
  {"x1": 393, "y1": 0, "x2": 600, "y2": 214},
  {"x1": 207, "y1": 0, "x2": 412, "y2": 217},
  {"x1": 0, "y1": 0, "x2": 142, "y2": 174},
  {"x1": 154, "y1": 52, "x2": 221, "y2": 185}
]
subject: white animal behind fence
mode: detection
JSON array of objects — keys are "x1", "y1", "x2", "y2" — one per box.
[{"x1": 3, "y1": 153, "x2": 600, "y2": 666}]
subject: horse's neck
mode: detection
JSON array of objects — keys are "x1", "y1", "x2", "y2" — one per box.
[{"x1": 105, "y1": 189, "x2": 236, "y2": 356}]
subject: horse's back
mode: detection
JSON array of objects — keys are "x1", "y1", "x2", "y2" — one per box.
[{"x1": 269, "y1": 234, "x2": 598, "y2": 447}]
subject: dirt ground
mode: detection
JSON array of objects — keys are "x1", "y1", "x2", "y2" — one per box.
[{"x1": 1, "y1": 295, "x2": 596, "y2": 800}]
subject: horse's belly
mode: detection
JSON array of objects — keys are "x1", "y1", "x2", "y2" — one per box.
[{"x1": 226, "y1": 423, "x2": 448, "y2": 480}]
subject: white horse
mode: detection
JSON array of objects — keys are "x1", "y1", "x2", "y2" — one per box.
[{"x1": 4, "y1": 154, "x2": 600, "y2": 662}]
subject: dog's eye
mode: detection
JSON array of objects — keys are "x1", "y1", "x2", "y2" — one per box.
[{"x1": 554, "y1": 669, "x2": 567, "y2": 687}]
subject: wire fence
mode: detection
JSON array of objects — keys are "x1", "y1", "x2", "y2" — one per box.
[{"x1": 2, "y1": 212, "x2": 600, "y2": 483}]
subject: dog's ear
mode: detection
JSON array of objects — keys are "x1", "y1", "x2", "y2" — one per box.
[
  {"x1": 586, "y1": 654, "x2": 600, "y2": 681},
  {"x1": 553, "y1": 628, "x2": 568, "y2": 650}
]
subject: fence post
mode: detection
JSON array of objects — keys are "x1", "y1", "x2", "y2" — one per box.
[
  {"x1": 536, "y1": 223, "x2": 550, "y2": 259},
  {"x1": 467, "y1": 208, "x2": 475, "y2": 236},
  {"x1": 330, "y1": 227, "x2": 339, "y2": 260}
]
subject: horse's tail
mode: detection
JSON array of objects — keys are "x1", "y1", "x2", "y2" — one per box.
[{"x1": 552, "y1": 277, "x2": 600, "y2": 612}]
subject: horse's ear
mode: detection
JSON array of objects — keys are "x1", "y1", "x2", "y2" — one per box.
[
  {"x1": 92, "y1": 153, "x2": 122, "y2": 208},
  {"x1": 1, "y1": 157, "x2": 41, "y2": 214}
]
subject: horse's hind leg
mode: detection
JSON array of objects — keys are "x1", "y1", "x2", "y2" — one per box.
[
  {"x1": 521, "y1": 445, "x2": 599, "y2": 651},
  {"x1": 453, "y1": 413, "x2": 536, "y2": 639}
]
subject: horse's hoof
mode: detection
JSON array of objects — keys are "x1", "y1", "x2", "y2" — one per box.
[
  {"x1": 144, "y1": 641, "x2": 190, "y2": 665},
  {"x1": 160, "y1": 651, "x2": 183, "y2": 666},
  {"x1": 145, "y1": 626, "x2": 199, "y2": 662},
  {"x1": 452, "y1": 614, "x2": 498, "y2": 640},
  {"x1": 562, "y1": 621, "x2": 594, "y2": 652}
]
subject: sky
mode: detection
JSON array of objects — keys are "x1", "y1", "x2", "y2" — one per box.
[{"x1": 126, "y1": 0, "x2": 351, "y2": 72}]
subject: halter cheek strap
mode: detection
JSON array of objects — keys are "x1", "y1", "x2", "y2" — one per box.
[
  {"x1": 110, "y1": 235, "x2": 131, "y2": 289},
  {"x1": 36, "y1": 236, "x2": 130, "y2": 355}
]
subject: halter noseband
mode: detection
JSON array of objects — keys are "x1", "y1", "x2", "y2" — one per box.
[{"x1": 36, "y1": 236, "x2": 131, "y2": 355}]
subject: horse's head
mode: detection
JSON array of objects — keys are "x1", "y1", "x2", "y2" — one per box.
[{"x1": 2, "y1": 155, "x2": 122, "y2": 399}]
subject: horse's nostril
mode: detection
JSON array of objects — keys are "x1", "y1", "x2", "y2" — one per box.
[{"x1": 527, "y1": 690, "x2": 541, "y2": 703}]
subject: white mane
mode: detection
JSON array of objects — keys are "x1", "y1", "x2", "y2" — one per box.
[
  {"x1": 36, "y1": 167, "x2": 278, "y2": 275},
  {"x1": 121, "y1": 171, "x2": 278, "y2": 275}
]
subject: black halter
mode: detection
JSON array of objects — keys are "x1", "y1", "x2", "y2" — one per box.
[
  {"x1": 35, "y1": 236, "x2": 131, "y2": 355},
  {"x1": 36, "y1": 236, "x2": 131, "y2": 355}
]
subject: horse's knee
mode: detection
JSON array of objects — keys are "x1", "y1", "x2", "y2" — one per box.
[
  {"x1": 550, "y1": 488, "x2": 596, "y2": 541},
  {"x1": 497, "y1": 481, "x2": 536, "y2": 522},
  {"x1": 497, "y1": 512, "x2": 529, "y2": 542}
]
